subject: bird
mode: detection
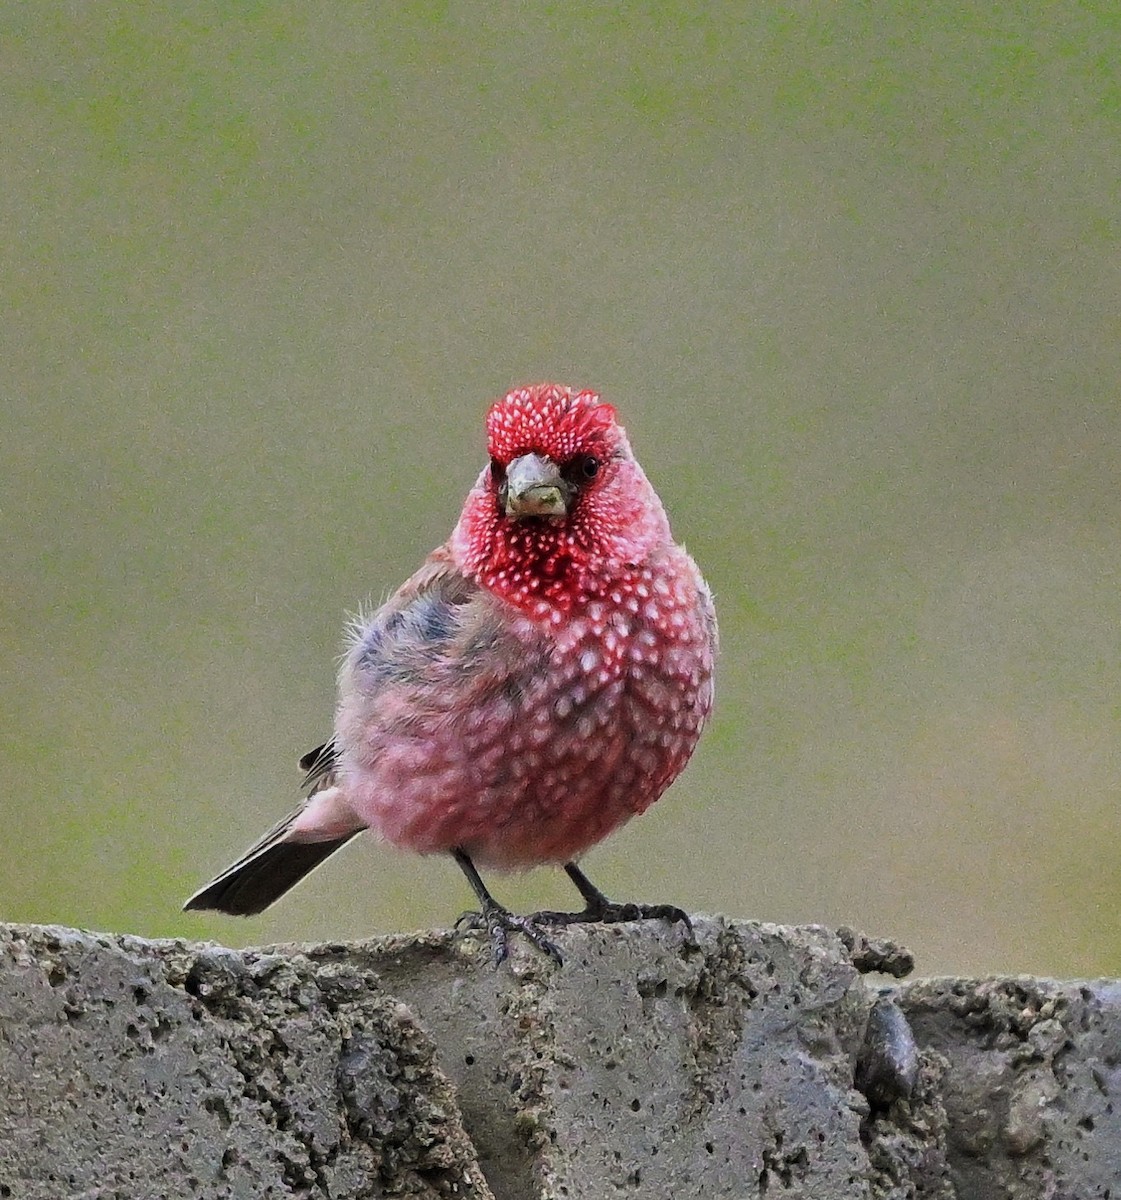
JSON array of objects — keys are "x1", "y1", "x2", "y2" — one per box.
[{"x1": 184, "y1": 383, "x2": 717, "y2": 964}]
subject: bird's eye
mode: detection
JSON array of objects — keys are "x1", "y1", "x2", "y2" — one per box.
[{"x1": 561, "y1": 455, "x2": 601, "y2": 487}]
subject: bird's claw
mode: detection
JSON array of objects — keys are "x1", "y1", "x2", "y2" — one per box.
[
  {"x1": 455, "y1": 904, "x2": 564, "y2": 966},
  {"x1": 532, "y1": 899, "x2": 695, "y2": 942}
]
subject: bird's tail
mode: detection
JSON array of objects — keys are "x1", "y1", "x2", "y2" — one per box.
[{"x1": 183, "y1": 807, "x2": 360, "y2": 916}]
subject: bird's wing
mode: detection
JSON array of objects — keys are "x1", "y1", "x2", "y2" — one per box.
[
  {"x1": 339, "y1": 546, "x2": 544, "y2": 721},
  {"x1": 184, "y1": 549, "x2": 540, "y2": 916},
  {"x1": 298, "y1": 738, "x2": 338, "y2": 790}
]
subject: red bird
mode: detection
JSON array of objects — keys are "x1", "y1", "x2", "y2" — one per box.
[{"x1": 185, "y1": 384, "x2": 717, "y2": 962}]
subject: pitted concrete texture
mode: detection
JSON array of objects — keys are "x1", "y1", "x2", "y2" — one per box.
[
  {"x1": 302, "y1": 918, "x2": 950, "y2": 1199},
  {"x1": 3, "y1": 919, "x2": 1119, "y2": 1199},
  {"x1": 900, "y1": 976, "x2": 1121, "y2": 1200},
  {"x1": 0, "y1": 924, "x2": 490, "y2": 1199}
]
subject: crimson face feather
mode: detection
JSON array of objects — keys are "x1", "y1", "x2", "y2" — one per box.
[{"x1": 453, "y1": 383, "x2": 673, "y2": 612}]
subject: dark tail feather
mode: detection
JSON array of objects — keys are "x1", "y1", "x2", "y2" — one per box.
[{"x1": 183, "y1": 810, "x2": 359, "y2": 916}]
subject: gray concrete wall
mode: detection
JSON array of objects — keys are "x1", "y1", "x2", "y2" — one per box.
[{"x1": 1, "y1": 919, "x2": 1117, "y2": 1199}]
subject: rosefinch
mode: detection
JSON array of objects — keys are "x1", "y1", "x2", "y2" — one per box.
[{"x1": 185, "y1": 384, "x2": 717, "y2": 963}]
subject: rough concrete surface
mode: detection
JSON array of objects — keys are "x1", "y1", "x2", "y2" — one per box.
[
  {"x1": 901, "y1": 977, "x2": 1121, "y2": 1200},
  {"x1": 315, "y1": 919, "x2": 923, "y2": 1199},
  {"x1": 0, "y1": 924, "x2": 490, "y2": 1199},
  {"x1": 1, "y1": 919, "x2": 1119, "y2": 1200}
]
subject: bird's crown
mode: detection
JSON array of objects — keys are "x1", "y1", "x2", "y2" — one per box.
[{"x1": 486, "y1": 384, "x2": 619, "y2": 465}]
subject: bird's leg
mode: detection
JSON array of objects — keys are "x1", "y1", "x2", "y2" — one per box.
[
  {"x1": 452, "y1": 849, "x2": 564, "y2": 966},
  {"x1": 532, "y1": 862, "x2": 694, "y2": 935}
]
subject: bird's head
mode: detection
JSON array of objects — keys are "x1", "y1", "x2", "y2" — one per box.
[{"x1": 452, "y1": 383, "x2": 672, "y2": 610}]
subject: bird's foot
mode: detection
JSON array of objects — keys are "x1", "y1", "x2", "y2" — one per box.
[
  {"x1": 533, "y1": 897, "x2": 694, "y2": 936},
  {"x1": 455, "y1": 902, "x2": 564, "y2": 967},
  {"x1": 540, "y1": 862, "x2": 696, "y2": 941}
]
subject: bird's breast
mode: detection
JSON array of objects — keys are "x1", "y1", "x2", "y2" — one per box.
[
  {"x1": 337, "y1": 550, "x2": 715, "y2": 866},
  {"x1": 537, "y1": 557, "x2": 715, "y2": 773}
]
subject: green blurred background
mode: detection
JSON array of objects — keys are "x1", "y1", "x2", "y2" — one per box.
[{"x1": 4, "y1": 4, "x2": 1119, "y2": 977}]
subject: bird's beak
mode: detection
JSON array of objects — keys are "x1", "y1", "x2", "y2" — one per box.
[{"x1": 503, "y1": 453, "x2": 570, "y2": 519}]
